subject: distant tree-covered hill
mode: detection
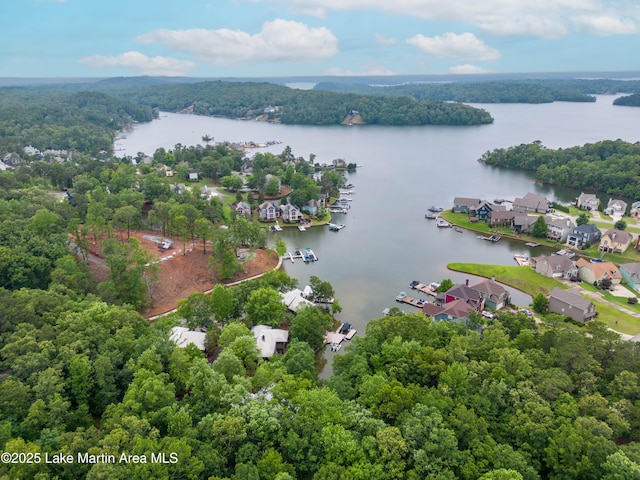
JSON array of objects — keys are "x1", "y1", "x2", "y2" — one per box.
[
  {"x1": 478, "y1": 139, "x2": 640, "y2": 198},
  {"x1": 314, "y1": 81, "x2": 596, "y2": 104},
  {"x1": 614, "y1": 94, "x2": 640, "y2": 107},
  {"x1": 0, "y1": 89, "x2": 154, "y2": 155},
  {"x1": 108, "y1": 80, "x2": 494, "y2": 126}
]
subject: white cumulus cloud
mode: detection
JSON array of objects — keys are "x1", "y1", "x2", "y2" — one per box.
[
  {"x1": 407, "y1": 32, "x2": 500, "y2": 61},
  {"x1": 449, "y1": 64, "x2": 490, "y2": 74},
  {"x1": 136, "y1": 19, "x2": 338, "y2": 64},
  {"x1": 79, "y1": 51, "x2": 195, "y2": 76},
  {"x1": 571, "y1": 14, "x2": 638, "y2": 35},
  {"x1": 254, "y1": 0, "x2": 640, "y2": 38},
  {"x1": 375, "y1": 34, "x2": 397, "y2": 45}
]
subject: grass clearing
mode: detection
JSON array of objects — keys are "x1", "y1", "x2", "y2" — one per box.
[
  {"x1": 585, "y1": 297, "x2": 640, "y2": 336},
  {"x1": 592, "y1": 220, "x2": 640, "y2": 234},
  {"x1": 447, "y1": 263, "x2": 567, "y2": 296}
]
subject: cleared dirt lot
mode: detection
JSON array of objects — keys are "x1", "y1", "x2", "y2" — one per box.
[{"x1": 87, "y1": 230, "x2": 279, "y2": 317}]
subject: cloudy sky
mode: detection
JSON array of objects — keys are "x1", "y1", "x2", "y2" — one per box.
[{"x1": 2, "y1": 0, "x2": 640, "y2": 77}]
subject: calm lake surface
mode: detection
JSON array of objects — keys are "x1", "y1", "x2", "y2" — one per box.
[{"x1": 117, "y1": 95, "x2": 640, "y2": 372}]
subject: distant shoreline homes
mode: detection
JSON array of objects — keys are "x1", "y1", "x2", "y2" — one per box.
[{"x1": 452, "y1": 193, "x2": 640, "y2": 253}]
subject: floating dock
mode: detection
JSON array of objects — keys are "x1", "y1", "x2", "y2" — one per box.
[
  {"x1": 396, "y1": 292, "x2": 427, "y2": 308},
  {"x1": 525, "y1": 242, "x2": 540, "y2": 247},
  {"x1": 514, "y1": 254, "x2": 530, "y2": 266},
  {"x1": 436, "y1": 218, "x2": 453, "y2": 228},
  {"x1": 412, "y1": 282, "x2": 439, "y2": 296}
]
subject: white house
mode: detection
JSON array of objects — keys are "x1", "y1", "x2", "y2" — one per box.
[{"x1": 170, "y1": 327, "x2": 206, "y2": 352}]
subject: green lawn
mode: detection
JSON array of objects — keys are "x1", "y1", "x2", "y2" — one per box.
[
  {"x1": 591, "y1": 220, "x2": 640, "y2": 234},
  {"x1": 447, "y1": 263, "x2": 567, "y2": 296},
  {"x1": 586, "y1": 297, "x2": 640, "y2": 336},
  {"x1": 440, "y1": 211, "x2": 566, "y2": 249},
  {"x1": 581, "y1": 245, "x2": 640, "y2": 265}
]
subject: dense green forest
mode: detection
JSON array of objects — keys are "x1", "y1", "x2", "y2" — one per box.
[
  {"x1": 314, "y1": 81, "x2": 596, "y2": 104},
  {"x1": 314, "y1": 78, "x2": 640, "y2": 104},
  {"x1": 0, "y1": 89, "x2": 154, "y2": 155},
  {"x1": 614, "y1": 94, "x2": 640, "y2": 107},
  {"x1": 101, "y1": 80, "x2": 493, "y2": 126},
  {"x1": 478, "y1": 140, "x2": 640, "y2": 199}
]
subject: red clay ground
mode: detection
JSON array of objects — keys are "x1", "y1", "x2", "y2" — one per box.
[{"x1": 86, "y1": 230, "x2": 279, "y2": 318}]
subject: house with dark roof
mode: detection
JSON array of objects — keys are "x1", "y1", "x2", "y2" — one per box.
[
  {"x1": 436, "y1": 282, "x2": 484, "y2": 311},
  {"x1": 576, "y1": 258, "x2": 622, "y2": 285},
  {"x1": 474, "y1": 202, "x2": 506, "y2": 220},
  {"x1": 548, "y1": 287, "x2": 596, "y2": 323},
  {"x1": 513, "y1": 192, "x2": 550, "y2": 214},
  {"x1": 512, "y1": 213, "x2": 538, "y2": 234},
  {"x1": 576, "y1": 192, "x2": 600, "y2": 210},
  {"x1": 471, "y1": 278, "x2": 510, "y2": 310},
  {"x1": 545, "y1": 216, "x2": 576, "y2": 243},
  {"x1": 566, "y1": 224, "x2": 601, "y2": 249},
  {"x1": 620, "y1": 263, "x2": 640, "y2": 291},
  {"x1": 599, "y1": 229, "x2": 634, "y2": 254},
  {"x1": 532, "y1": 255, "x2": 578, "y2": 279},
  {"x1": 488, "y1": 210, "x2": 516, "y2": 227},
  {"x1": 423, "y1": 299, "x2": 476, "y2": 322},
  {"x1": 452, "y1": 197, "x2": 482, "y2": 214}
]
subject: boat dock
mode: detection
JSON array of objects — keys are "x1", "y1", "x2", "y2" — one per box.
[
  {"x1": 412, "y1": 282, "x2": 439, "y2": 296},
  {"x1": 479, "y1": 234, "x2": 501, "y2": 242},
  {"x1": 284, "y1": 248, "x2": 318, "y2": 263},
  {"x1": 396, "y1": 292, "x2": 427, "y2": 308},
  {"x1": 330, "y1": 207, "x2": 349, "y2": 214},
  {"x1": 324, "y1": 324, "x2": 357, "y2": 351},
  {"x1": 436, "y1": 218, "x2": 453, "y2": 228},
  {"x1": 525, "y1": 242, "x2": 540, "y2": 247},
  {"x1": 514, "y1": 254, "x2": 530, "y2": 266}
]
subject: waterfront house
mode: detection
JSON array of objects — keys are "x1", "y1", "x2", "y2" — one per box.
[
  {"x1": 235, "y1": 202, "x2": 251, "y2": 217},
  {"x1": 452, "y1": 197, "x2": 482, "y2": 214},
  {"x1": 280, "y1": 203, "x2": 303, "y2": 223},
  {"x1": 302, "y1": 195, "x2": 327, "y2": 216},
  {"x1": 532, "y1": 255, "x2": 578, "y2": 279},
  {"x1": 423, "y1": 299, "x2": 475, "y2": 323},
  {"x1": 258, "y1": 201, "x2": 279, "y2": 221},
  {"x1": 488, "y1": 210, "x2": 516, "y2": 227},
  {"x1": 513, "y1": 192, "x2": 550, "y2": 214},
  {"x1": 512, "y1": 213, "x2": 537, "y2": 234},
  {"x1": 252, "y1": 325, "x2": 289, "y2": 358},
  {"x1": 170, "y1": 327, "x2": 206, "y2": 352},
  {"x1": 471, "y1": 278, "x2": 510, "y2": 310},
  {"x1": 576, "y1": 193, "x2": 600, "y2": 210},
  {"x1": 548, "y1": 287, "x2": 596, "y2": 323},
  {"x1": 281, "y1": 289, "x2": 315, "y2": 313},
  {"x1": 576, "y1": 258, "x2": 622, "y2": 285},
  {"x1": 620, "y1": 263, "x2": 640, "y2": 291},
  {"x1": 545, "y1": 216, "x2": 576, "y2": 243},
  {"x1": 437, "y1": 282, "x2": 484, "y2": 311},
  {"x1": 599, "y1": 229, "x2": 634, "y2": 254},
  {"x1": 604, "y1": 198, "x2": 628, "y2": 216},
  {"x1": 474, "y1": 202, "x2": 506, "y2": 221},
  {"x1": 566, "y1": 224, "x2": 601, "y2": 249}
]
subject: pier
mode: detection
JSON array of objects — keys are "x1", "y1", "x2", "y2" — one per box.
[
  {"x1": 396, "y1": 292, "x2": 427, "y2": 308},
  {"x1": 412, "y1": 282, "x2": 439, "y2": 296},
  {"x1": 514, "y1": 254, "x2": 530, "y2": 266},
  {"x1": 284, "y1": 248, "x2": 318, "y2": 263}
]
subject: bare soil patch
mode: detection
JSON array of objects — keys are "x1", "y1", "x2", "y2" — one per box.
[{"x1": 85, "y1": 230, "x2": 279, "y2": 318}]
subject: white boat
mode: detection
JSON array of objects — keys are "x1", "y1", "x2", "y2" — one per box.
[{"x1": 298, "y1": 225, "x2": 306, "y2": 231}]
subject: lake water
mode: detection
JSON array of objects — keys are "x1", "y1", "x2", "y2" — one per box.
[{"x1": 117, "y1": 95, "x2": 640, "y2": 372}]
